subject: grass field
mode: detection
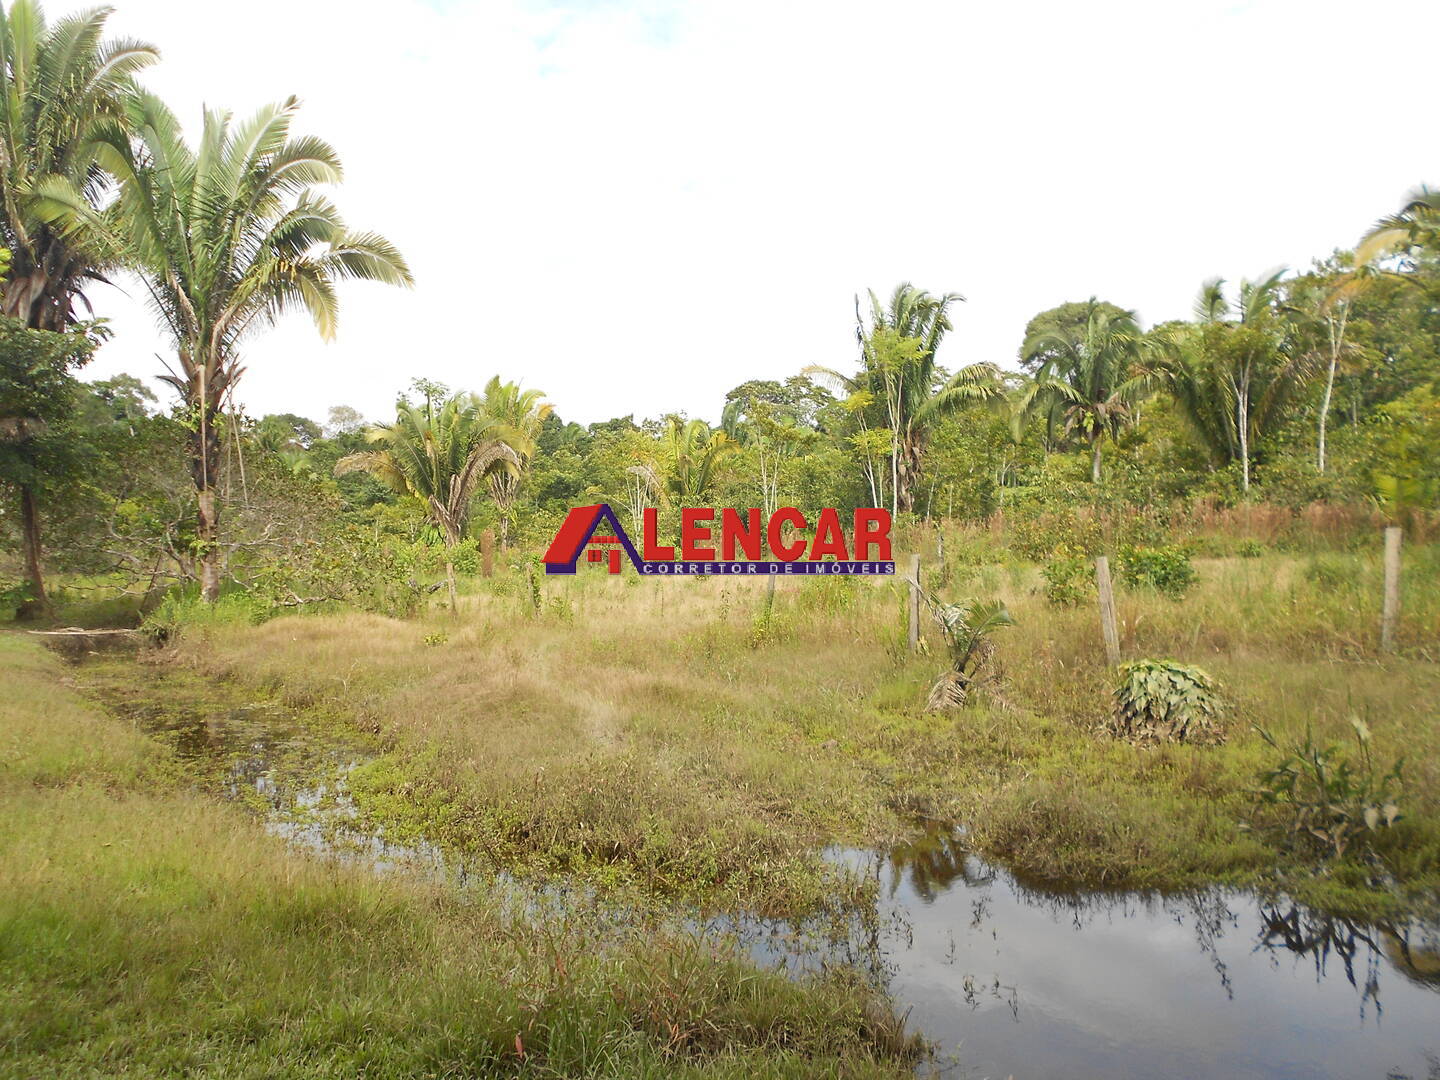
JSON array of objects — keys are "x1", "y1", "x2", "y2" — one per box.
[
  {"x1": 148, "y1": 544, "x2": 1440, "y2": 919},
  {"x1": 0, "y1": 635, "x2": 921, "y2": 1078}
]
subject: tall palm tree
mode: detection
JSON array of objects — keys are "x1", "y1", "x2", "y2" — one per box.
[
  {"x1": 37, "y1": 92, "x2": 412, "y2": 600},
  {"x1": 1148, "y1": 271, "x2": 1315, "y2": 493},
  {"x1": 475, "y1": 376, "x2": 550, "y2": 548},
  {"x1": 1014, "y1": 299, "x2": 1147, "y2": 483},
  {"x1": 335, "y1": 395, "x2": 515, "y2": 609},
  {"x1": 809, "y1": 283, "x2": 1001, "y2": 515},
  {"x1": 0, "y1": 0, "x2": 156, "y2": 611}
]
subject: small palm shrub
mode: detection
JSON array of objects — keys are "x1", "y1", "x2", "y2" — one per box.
[
  {"x1": 1118, "y1": 544, "x2": 1197, "y2": 599},
  {"x1": 925, "y1": 597, "x2": 1014, "y2": 710},
  {"x1": 1252, "y1": 719, "x2": 1404, "y2": 859},
  {"x1": 1108, "y1": 659, "x2": 1224, "y2": 744},
  {"x1": 1041, "y1": 551, "x2": 1093, "y2": 607}
]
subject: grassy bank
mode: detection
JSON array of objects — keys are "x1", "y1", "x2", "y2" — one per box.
[
  {"x1": 0, "y1": 635, "x2": 921, "y2": 1078},
  {"x1": 160, "y1": 545, "x2": 1440, "y2": 918}
]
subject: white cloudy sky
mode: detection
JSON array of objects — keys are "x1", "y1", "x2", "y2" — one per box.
[{"x1": 58, "y1": 0, "x2": 1439, "y2": 427}]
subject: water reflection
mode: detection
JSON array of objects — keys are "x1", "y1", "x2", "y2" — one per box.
[{"x1": 801, "y1": 827, "x2": 1440, "y2": 1080}]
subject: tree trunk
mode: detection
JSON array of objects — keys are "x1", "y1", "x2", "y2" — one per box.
[
  {"x1": 189, "y1": 403, "x2": 224, "y2": 603},
  {"x1": 5, "y1": 266, "x2": 67, "y2": 618},
  {"x1": 1091, "y1": 437, "x2": 1103, "y2": 483},
  {"x1": 17, "y1": 484, "x2": 50, "y2": 618},
  {"x1": 1237, "y1": 384, "x2": 1251, "y2": 494},
  {"x1": 895, "y1": 436, "x2": 921, "y2": 514},
  {"x1": 445, "y1": 556, "x2": 458, "y2": 611},
  {"x1": 1317, "y1": 354, "x2": 1336, "y2": 474}
]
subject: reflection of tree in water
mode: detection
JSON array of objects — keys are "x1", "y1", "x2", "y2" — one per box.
[
  {"x1": 883, "y1": 826, "x2": 994, "y2": 901},
  {"x1": 881, "y1": 826, "x2": 1440, "y2": 1023},
  {"x1": 1253, "y1": 903, "x2": 1440, "y2": 1021}
]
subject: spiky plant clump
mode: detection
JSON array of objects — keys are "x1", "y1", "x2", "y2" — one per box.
[{"x1": 1109, "y1": 659, "x2": 1225, "y2": 744}]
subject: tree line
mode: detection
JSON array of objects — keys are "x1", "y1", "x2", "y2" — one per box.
[{"x1": 3, "y1": 0, "x2": 1437, "y2": 618}]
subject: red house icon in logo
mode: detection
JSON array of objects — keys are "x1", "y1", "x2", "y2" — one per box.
[{"x1": 542, "y1": 504, "x2": 645, "y2": 575}]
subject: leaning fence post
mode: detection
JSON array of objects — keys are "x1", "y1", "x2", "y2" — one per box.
[
  {"x1": 1381, "y1": 525, "x2": 1403, "y2": 653},
  {"x1": 1095, "y1": 555, "x2": 1120, "y2": 667},
  {"x1": 908, "y1": 554, "x2": 922, "y2": 653}
]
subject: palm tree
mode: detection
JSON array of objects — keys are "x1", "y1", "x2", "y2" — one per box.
[
  {"x1": 924, "y1": 595, "x2": 1014, "y2": 710},
  {"x1": 1014, "y1": 299, "x2": 1147, "y2": 483},
  {"x1": 0, "y1": 0, "x2": 156, "y2": 611},
  {"x1": 475, "y1": 376, "x2": 550, "y2": 548},
  {"x1": 660, "y1": 416, "x2": 733, "y2": 502},
  {"x1": 37, "y1": 92, "x2": 412, "y2": 600},
  {"x1": 1358, "y1": 186, "x2": 1440, "y2": 266},
  {"x1": 1148, "y1": 272, "x2": 1314, "y2": 493},
  {"x1": 809, "y1": 283, "x2": 1001, "y2": 515},
  {"x1": 335, "y1": 395, "x2": 515, "y2": 609}
]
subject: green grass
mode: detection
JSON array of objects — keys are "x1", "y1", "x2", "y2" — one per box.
[
  {"x1": 148, "y1": 546, "x2": 1440, "y2": 920},
  {"x1": 0, "y1": 635, "x2": 922, "y2": 1078}
]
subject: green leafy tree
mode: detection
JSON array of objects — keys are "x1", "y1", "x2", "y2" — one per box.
[
  {"x1": 1287, "y1": 265, "x2": 1373, "y2": 474},
  {"x1": 335, "y1": 395, "x2": 515, "y2": 608},
  {"x1": 0, "y1": 1, "x2": 155, "y2": 611},
  {"x1": 1149, "y1": 272, "x2": 1315, "y2": 493},
  {"x1": 37, "y1": 92, "x2": 412, "y2": 600},
  {"x1": 0, "y1": 315, "x2": 102, "y2": 612},
  {"x1": 810, "y1": 283, "x2": 1002, "y2": 515},
  {"x1": 720, "y1": 381, "x2": 821, "y2": 516},
  {"x1": 1014, "y1": 298, "x2": 1148, "y2": 483}
]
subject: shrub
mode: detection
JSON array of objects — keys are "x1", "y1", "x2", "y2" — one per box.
[
  {"x1": 1108, "y1": 659, "x2": 1224, "y2": 744},
  {"x1": 1041, "y1": 552, "x2": 1093, "y2": 607},
  {"x1": 1118, "y1": 544, "x2": 1197, "y2": 599},
  {"x1": 1252, "y1": 719, "x2": 1404, "y2": 859},
  {"x1": 1237, "y1": 538, "x2": 1266, "y2": 558}
]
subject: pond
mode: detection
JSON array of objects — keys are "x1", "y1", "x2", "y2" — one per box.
[{"x1": 67, "y1": 644, "x2": 1440, "y2": 1080}]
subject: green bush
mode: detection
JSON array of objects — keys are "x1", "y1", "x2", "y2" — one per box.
[
  {"x1": 1108, "y1": 659, "x2": 1224, "y2": 744},
  {"x1": 1118, "y1": 544, "x2": 1197, "y2": 599},
  {"x1": 1237, "y1": 538, "x2": 1266, "y2": 558},
  {"x1": 1253, "y1": 718, "x2": 1404, "y2": 859},
  {"x1": 1041, "y1": 554, "x2": 1093, "y2": 607}
]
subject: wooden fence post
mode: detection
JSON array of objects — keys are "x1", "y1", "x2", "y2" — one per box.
[
  {"x1": 1095, "y1": 555, "x2": 1120, "y2": 667},
  {"x1": 1381, "y1": 525, "x2": 1403, "y2": 653},
  {"x1": 908, "y1": 554, "x2": 922, "y2": 653},
  {"x1": 765, "y1": 570, "x2": 777, "y2": 616}
]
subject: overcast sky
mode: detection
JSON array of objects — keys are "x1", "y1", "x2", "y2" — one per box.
[{"x1": 57, "y1": 0, "x2": 1439, "y2": 428}]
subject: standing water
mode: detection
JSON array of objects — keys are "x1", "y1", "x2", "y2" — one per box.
[{"x1": 806, "y1": 829, "x2": 1440, "y2": 1080}]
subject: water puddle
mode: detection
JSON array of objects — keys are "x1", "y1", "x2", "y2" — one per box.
[
  {"x1": 790, "y1": 829, "x2": 1440, "y2": 1080},
  {"x1": 62, "y1": 645, "x2": 1440, "y2": 1079}
]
